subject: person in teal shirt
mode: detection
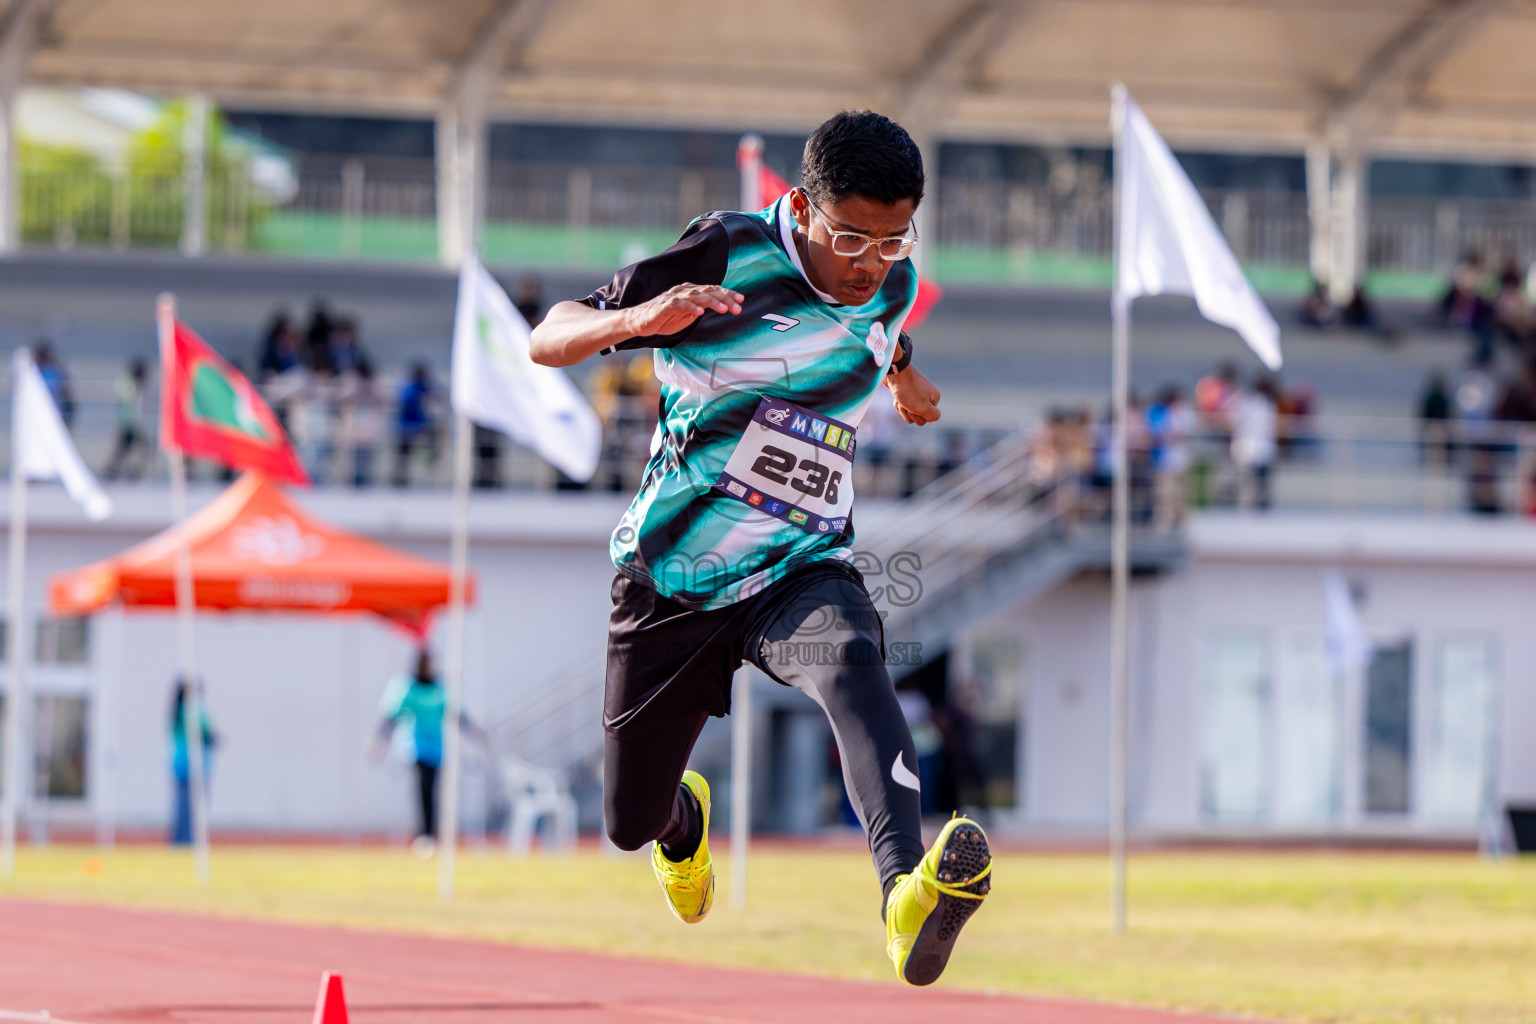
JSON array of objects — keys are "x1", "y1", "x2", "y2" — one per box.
[
  {"x1": 168, "y1": 678, "x2": 217, "y2": 846},
  {"x1": 373, "y1": 650, "x2": 482, "y2": 854}
]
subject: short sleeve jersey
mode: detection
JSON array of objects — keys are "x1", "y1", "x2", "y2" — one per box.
[
  {"x1": 583, "y1": 196, "x2": 917, "y2": 609},
  {"x1": 380, "y1": 675, "x2": 447, "y2": 766}
]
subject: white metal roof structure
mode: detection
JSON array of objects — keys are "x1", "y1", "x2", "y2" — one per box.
[
  {"x1": 4, "y1": 0, "x2": 1536, "y2": 283},
  {"x1": 8, "y1": 0, "x2": 1536, "y2": 157}
]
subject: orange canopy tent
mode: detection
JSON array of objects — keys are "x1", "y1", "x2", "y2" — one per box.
[{"x1": 50, "y1": 474, "x2": 473, "y2": 635}]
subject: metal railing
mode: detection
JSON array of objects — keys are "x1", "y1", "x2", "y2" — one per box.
[{"x1": 19, "y1": 152, "x2": 1536, "y2": 277}]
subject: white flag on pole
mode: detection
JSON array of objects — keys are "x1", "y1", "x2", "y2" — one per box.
[
  {"x1": 1115, "y1": 89, "x2": 1282, "y2": 371},
  {"x1": 12, "y1": 349, "x2": 113, "y2": 521},
  {"x1": 1322, "y1": 568, "x2": 1372, "y2": 679},
  {"x1": 451, "y1": 256, "x2": 602, "y2": 482}
]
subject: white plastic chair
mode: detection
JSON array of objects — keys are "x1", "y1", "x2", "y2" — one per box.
[{"x1": 501, "y1": 753, "x2": 578, "y2": 857}]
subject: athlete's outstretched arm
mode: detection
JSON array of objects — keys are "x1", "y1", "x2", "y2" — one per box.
[{"x1": 529, "y1": 284, "x2": 744, "y2": 367}]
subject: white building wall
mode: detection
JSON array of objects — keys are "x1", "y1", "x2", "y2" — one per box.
[
  {"x1": 970, "y1": 513, "x2": 1536, "y2": 838},
  {"x1": 3, "y1": 483, "x2": 628, "y2": 836},
  {"x1": 9, "y1": 483, "x2": 1534, "y2": 841}
]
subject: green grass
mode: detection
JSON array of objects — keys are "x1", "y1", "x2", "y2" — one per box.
[{"x1": 3, "y1": 845, "x2": 1533, "y2": 1023}]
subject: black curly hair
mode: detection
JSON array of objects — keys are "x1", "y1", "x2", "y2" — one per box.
[{"x1": 800, "y1": 110, "x2": 925, "y2": 209}]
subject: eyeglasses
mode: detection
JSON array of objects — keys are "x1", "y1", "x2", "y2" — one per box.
[{"x1": 806, "y1": 200, "x2": 918, "y2": 261}]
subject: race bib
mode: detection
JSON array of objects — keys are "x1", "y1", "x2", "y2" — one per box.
[{"x1": 715, "y1": 397, "x2": 855, "y2": 535}]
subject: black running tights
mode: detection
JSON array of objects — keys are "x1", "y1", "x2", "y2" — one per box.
[{"x1": 602, "y1": 566, "x2": 925, "y2": 895}]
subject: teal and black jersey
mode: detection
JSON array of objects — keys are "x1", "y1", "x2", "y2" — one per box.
[{"x1": 583, "y1": 196, "x2": 918, "y2": 609}]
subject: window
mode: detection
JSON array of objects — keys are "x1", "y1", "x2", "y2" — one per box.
[
  {"x1": 1423, "y1": 636, "x2": 1496, "y2": 824},
  {"x1": 1364, "y1": 642, "x2": 1414, "y2": 815},
  {"x1": 1202, "y1": 630, "x2": 1270, "y2": 823},
  {"x1": 967, "y1": 637, "x2": 1022, "y2": 808},
  {"x1": 34, "y1": 617, "x2": 90, "y2": 665},
  {"x1": 0, "y1": 692, "x2": 90, "y2": 800},
  {"x1": 1274, "y1": 635, "x2": 1340, "y2": 824},
  {"x1": 0, "y1": 617, "x2": 91, "y2": 663},
  {"x1": 32, "y1": 694, "x2": 89, "y2": 799}
]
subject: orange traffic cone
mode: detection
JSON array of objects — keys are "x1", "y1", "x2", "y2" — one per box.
[{"x1": 312, "y1": 972, "x2": 349, "y2": 1024}]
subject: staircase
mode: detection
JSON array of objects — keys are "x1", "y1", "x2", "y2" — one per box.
[{"x1": 856, "y1": 436, "x2": 1185, "y2": 655}]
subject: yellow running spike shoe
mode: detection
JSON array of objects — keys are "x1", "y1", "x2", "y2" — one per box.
[
  {"x1": 885, "y1": 815, "x2": 992, "y2": 986},
  {"x1": 651, "y1": 770, "x2": 714, "y2": 925}
]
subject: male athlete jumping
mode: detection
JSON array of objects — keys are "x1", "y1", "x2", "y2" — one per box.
[{"x1": 530, "y1": 110, "x2": 991, "y2": 986}]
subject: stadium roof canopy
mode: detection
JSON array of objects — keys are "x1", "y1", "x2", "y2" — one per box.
[{"x1": 8, "y1": 0, "x2": 1536, "y2": 161}]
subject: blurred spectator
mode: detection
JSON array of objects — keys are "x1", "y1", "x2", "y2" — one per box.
[
  {"x1": 1300, "y1": 280, "x2": 1340, "y2": 329},
  {"x1": 931, "y1": 681, "x2": 988, "y2": 815},
  {"x1": 896, "y1": 687, "x2": 944, "y2": 816},
  {"x1": 1441, "y1": 251, "x2": 1494, "y2": 362},
  {"x1": 1496, "y1": 361, "x2": 1536, "y2": 424},
  {"x1": 1232, "y1": 375, "x2": 1279, "y2": 510},
  {"x1": 1492, "y1": 263, "x2": 1534, "y2": 349},
  {"x1": 1147, "y1": 384, "x2": 1196, "y2": 528},
  {"x1": 1455, "y1": 360, "x2": 1498, "y2": 450},
  {"x1": 293, "y1": 367, "x2": 337, "y2": 484},
  {"x1": 103, "y1": 356, "x2": 150, "y2": 481},
  {"x1": 590, "y1": 352, "x2": 659, "y2": 494},
  {"x1": 392, "y1": 363, "x2": 438, "y2": 487},
  {"x1": 1128, "y1": 393, "x2": 1155, "y2": 522},
  {"x1": 304, "y1": 300, "x2": 336, "y2": 373},
  {"x1": 1195, "y1": 362, "x2": 1239, "y2": 435},
  {"x1": 473, "y1": 426, "x2": 503, "y2": 489},
  {"x1": 371, "y1": 649, "x2": 483, "y2": 856},
  {"x1": 1418, "y1": 370, "x2": 1452, "y2": 465},
  {"x1": 338, "y1": 362, "x2": 384, "y2": 487},
  {"x1": 258, "y1": 311, "x2": 302, "y2": 380},
  {"x1": 1341, "y1": 284, "x2": 1378, "y2": 332},
  {"x1": 328, "y1": 318, "x2": 371, "y2": 376},
  {"x1": 32, "y1": 340, "x2": 74, "y2": 427},
  {"x1": 1442, "y1": 250, "x2": 1486, "y2": 326},
  {"x1": 168, "y1": 678, "x2": 217, "y2": 847},
  {"x1": 514, "y1": 275, "x2": 545, "y2": 327},
  {"x1": 1277, "y1": 378, "x2": 1317, "y2": 457}
]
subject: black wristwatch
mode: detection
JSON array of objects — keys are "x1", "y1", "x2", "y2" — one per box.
[{"x1": 887, "y1": 331, "x2": 914, "y2": 376}]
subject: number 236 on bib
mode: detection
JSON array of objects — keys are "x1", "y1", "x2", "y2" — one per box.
[{"x1": 715, "y1": 397, "x2": 855, "y2": 535}]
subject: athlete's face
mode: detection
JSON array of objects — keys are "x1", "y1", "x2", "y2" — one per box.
[{"x1": 789, "y1": 188, "x2": 917, "y2": 307}]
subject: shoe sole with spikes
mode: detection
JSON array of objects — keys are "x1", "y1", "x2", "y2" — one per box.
[{"x1": 901, "y1": 818, "x2": 992, "y2": 986}]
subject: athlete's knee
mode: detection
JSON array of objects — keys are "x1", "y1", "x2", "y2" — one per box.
[{"x1": 605, "y1": 812, "x2": 661, "y2": 852}]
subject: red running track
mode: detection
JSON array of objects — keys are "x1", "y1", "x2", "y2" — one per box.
[{"x1": 0, "y1": 899, "x2": 1256, "y2": 1024}]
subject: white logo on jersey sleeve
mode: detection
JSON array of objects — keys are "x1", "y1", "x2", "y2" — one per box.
[{"x1": 866, "y1": 322, "x2": 889, "y2": 365}]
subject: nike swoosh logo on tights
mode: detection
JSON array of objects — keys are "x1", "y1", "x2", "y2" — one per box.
[{"x1": 891, "y1": 754, "x2": 921, "y2": 792}]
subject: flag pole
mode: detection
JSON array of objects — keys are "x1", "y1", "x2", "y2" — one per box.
[
  {"x1": 1108, "y1": 84, "x2": 1131, "y2": 935},
  {"x1": 159, "y1": 294, "x2": 211, "y2": 885},
  {"x1": 728, "y1": 135, "x2": 763, "y2": 911},
  {"x1": 1, "y1": 348, "x2": 31, "y2": 878},
  {"x1": 438, "y1": 410, "x2": 473, "y2": 899},
  {"x1": 738, "y1": 133, "x2": 764, "y2": 212}
]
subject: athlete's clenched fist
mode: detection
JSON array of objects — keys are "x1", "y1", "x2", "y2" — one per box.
[
  {"x1": 626, "y1": 284, "x2": 744, "y2": 337},
  {"x1": 886, "y1": 364, "x2": 941, "y2": 425}
]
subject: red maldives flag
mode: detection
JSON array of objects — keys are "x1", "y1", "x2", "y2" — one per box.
[
  {"x1": 744, "y1": 154, "x2": 944, "y2": 330},
  {"x1": 158, "y1": 301, "x2": 310, "y2": 485}
]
